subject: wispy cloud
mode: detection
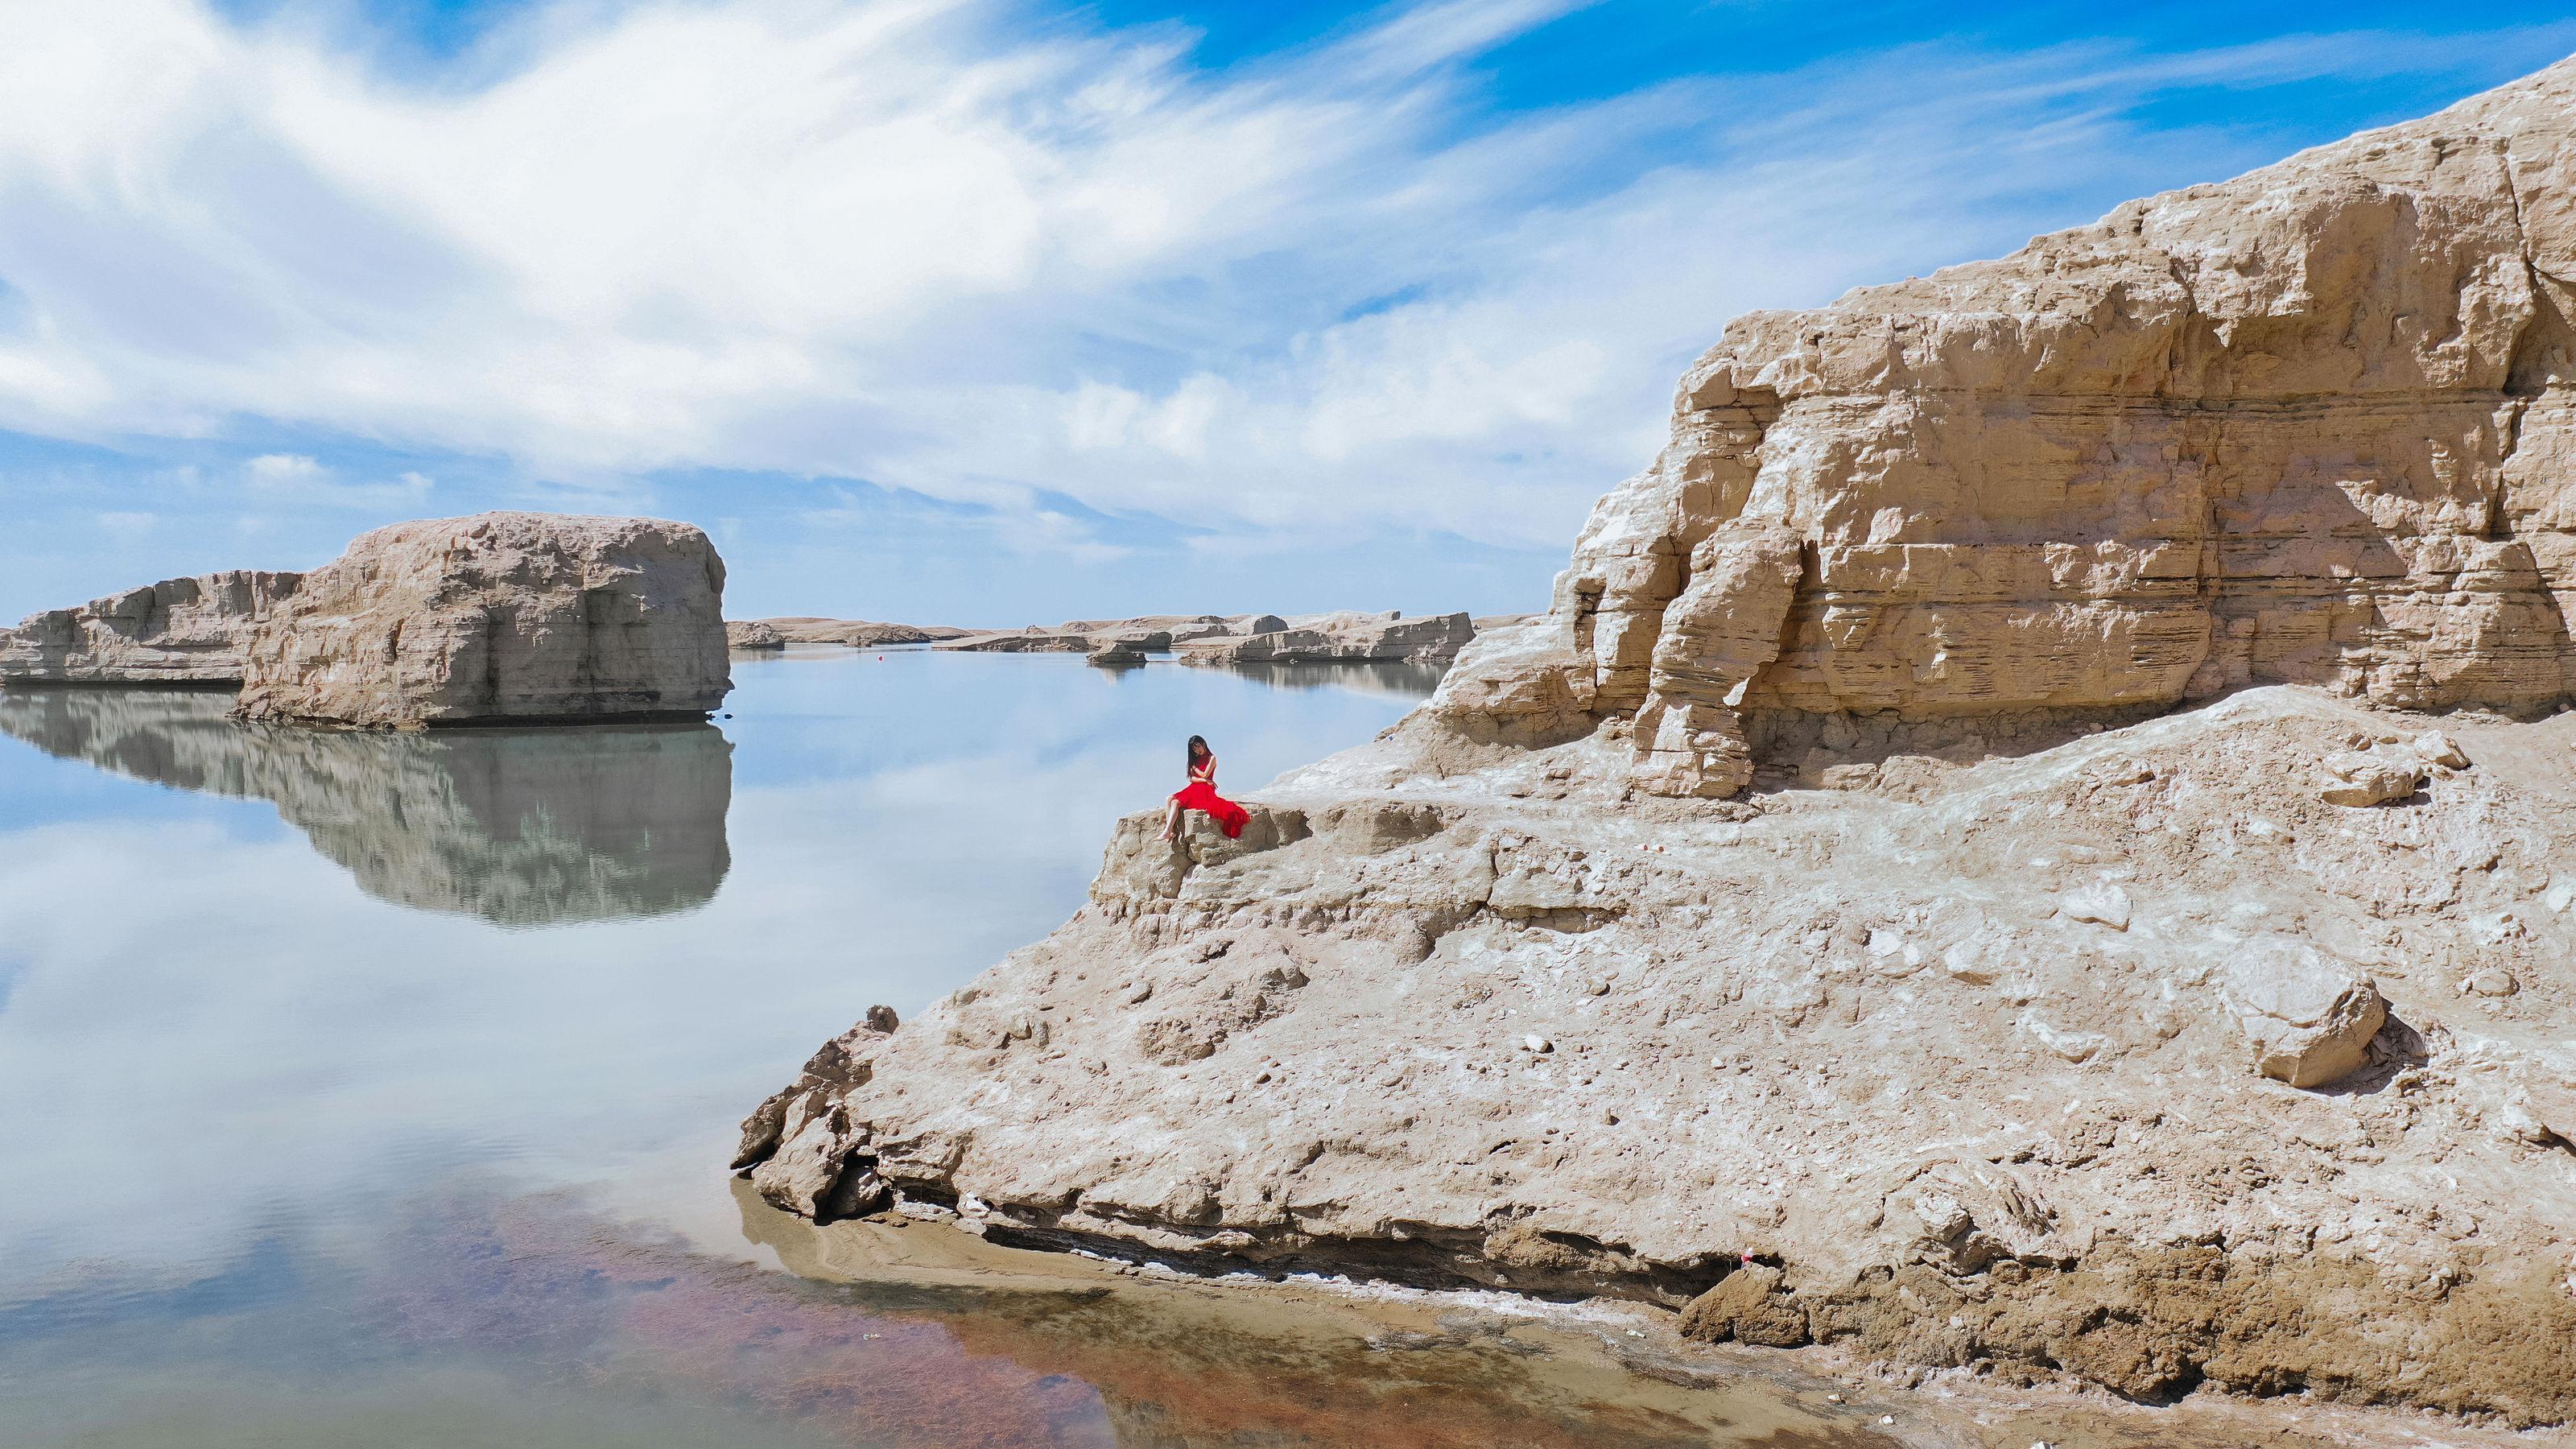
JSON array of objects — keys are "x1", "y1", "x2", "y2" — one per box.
[
  {"x1": 0, "y1": 0, "x2": 2567, "y2": 571},
  {"x1": 243, "y1": 452, "x2": 434, "y2": 508}
]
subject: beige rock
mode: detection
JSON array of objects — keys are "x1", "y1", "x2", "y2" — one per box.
[
  {"x1": 233, "y1": 512, "x2": 730, "y2": 728},
  {"x1": 2415, "y1": 730, "x2": 2474, "y2": 770},
  {"x1": 0, "y1": 571, "x2": 302, "y2": 683},
  {"x1": 1087, "y1": 638, "x2": 1146, "y2": 667},
  {"x1": 1431, "y1": 55, "x2": 2576, "y2": 798},
  {"x1": 726, "y1": 620, "x2": 786, "y2": 650},
  {"x1": 2219, "y1": 936, "x2": 2387, "y2": 1088},
  {"x1": 2318, "y1": 749, "x2": 2425, "y2": 806}
]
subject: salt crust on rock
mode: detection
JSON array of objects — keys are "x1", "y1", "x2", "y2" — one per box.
[
  {"x1": 0, "y1": 571, "x2": 302, "y2": 683},
  {"x1": 744, "y1": 58, "x2": 2576, "y2": 1426},
  {"x1": 233, "y1": 512, "x2": 729, "y2": 728}
]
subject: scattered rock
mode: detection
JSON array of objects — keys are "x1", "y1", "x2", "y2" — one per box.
[
  {"x1": 2413, "y1": 731, "x2": 2471, "y2": 770},
  {"x1": 2219, "y1": 937, "x2": 2387, "y2": 1088},
  {"x1": 2318, "y1": 750, "x2": 2425, "y2": 807}
]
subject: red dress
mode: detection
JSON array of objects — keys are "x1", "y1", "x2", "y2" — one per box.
[{"x1": 1171, "y1": 756, "x2": 1249, "y2": 839}]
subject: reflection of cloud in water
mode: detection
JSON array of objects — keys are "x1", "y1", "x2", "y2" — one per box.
[
  {"x1": 0, "y1": 654, "x2": 1431, "y2": 1292},
  {"x1": 0, "y1": 688, "x2": 730, "y2": 927}
]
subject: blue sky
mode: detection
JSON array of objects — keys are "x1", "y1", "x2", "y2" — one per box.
[{"x1": 2, "y1": 1, "x2": 2573, "y2": 626}]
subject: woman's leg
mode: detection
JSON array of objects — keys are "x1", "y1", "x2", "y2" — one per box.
[{"x1": 1162, "y1": 797, "x2": 1183, "y2": 840}]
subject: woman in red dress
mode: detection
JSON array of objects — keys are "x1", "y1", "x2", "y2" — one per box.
[{"x1": 1162, "y1": 733, "x2": 1249, "y2": 841}]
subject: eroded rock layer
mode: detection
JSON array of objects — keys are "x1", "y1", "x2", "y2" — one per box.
[
  {"x1": 1435, "y1": 56, "x2": 2576, "y2": 794},
  {"x1": 233, "y1": 512, "x2": 730, "y2": 728},
  {"x1": 0, "y1": 571, "x2": 302, "y2": 683}
]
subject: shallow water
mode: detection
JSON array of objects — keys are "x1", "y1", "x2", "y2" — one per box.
[{"x1": 0, "y1": 651, "x2": 2425, "y2": 1448}]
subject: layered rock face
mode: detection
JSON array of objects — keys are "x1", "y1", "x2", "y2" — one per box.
[
  {"x1": 0, "y1": 571, "x2": 302, "y2": 683},
  {"x1": 1437, "y1": 56, "x2": 2576, "y2": 795},
  {"x1": 233, "y1": 513, "x2": 730, "y2": 728},
  {"x1": 740, "y1": 60, "x2": 2576, "y2": 1427},
  {"x1": 0, "y1": 687, "x2": 731, "y2": 924}
]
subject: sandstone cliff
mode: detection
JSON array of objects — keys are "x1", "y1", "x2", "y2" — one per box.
[
  {"x1": 737, "y1": 60, "x2": 2576, "y2": 1426},
  {"x1": 0, "y1": 687, "x2": 731, "y2": 923},
  {"x1": 1436, "y1": 55, "x2": 2576, "y2": 796},
  {"x1": 233, "y1": 513, "x2": 730, "y2": 728},
  {"x1": 0, "y1": 571, "x2": 302, "y2": 684}
]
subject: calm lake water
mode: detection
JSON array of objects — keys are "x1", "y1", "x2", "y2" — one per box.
[
  {"x1": 0, "y1": 649, "x2": 1797, "y2": 1449},
  {"x1": 0, "y1": 650, "x2": 2359, "y2": 1449}
]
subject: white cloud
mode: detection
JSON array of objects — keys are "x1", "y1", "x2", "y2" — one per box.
[
  {"x1": 242, "y1": 452, "x2": 434, "y2": 507},
  {"x1": 93, "y1": 510, "x2": 155, "y2": 539},
  {"x1": 0, "y1": 2, "x2": 2566, "y2": 552}
]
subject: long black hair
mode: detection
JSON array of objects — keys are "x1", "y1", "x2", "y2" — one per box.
[{"x1": 1187, "y1": 734, "x2": 1211, "y2": 771}]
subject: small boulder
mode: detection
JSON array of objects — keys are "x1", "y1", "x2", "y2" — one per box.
[
  {"x1": 2219, "y1": 937, "x2": 2387, "y2": 1088},
  {"x1": 2318, "y1": 750, "x2": 2424, "y2": 807},
  {"x1": 2413, "y1": 732, "x2": 2471, "y2": 770},
  {"x1": 2059, "y1": 882, "x2": 2132, "y2": 931},
  {"x1": 1087, "y1": 638, "x2": 1146, "y2": 667},
  {"x1": 726, "y1": 619, "x2": 786, "y2": 650},
  {"x1": 1678, "y1": 1264, "x2": 1805, "y2": 1347}
]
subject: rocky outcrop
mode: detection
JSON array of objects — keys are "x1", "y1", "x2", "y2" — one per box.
[
  {"x1": 0, "y1": 571, "x2": 302, "y2": 683},
  {"x1": 935, "y1": 612, "x2": 1481, "y2": 662},
  {"x1": 233, "y1": 512, "x2": 730, "y2": 728},
  {"x1": 748, "y1": 617, "x2": 975, "y2": 647},
  {"x1": 727, "y1": 620, "x2": 786, "y2": 650},
  {"x1": 1176, "y1": 611, "x2": 1476, "y2": 667},
  {"x1": 739, "y1": 60, "x2": 2576, "y2": 1426},
  {"x1": 0, "y1": 686, "x2": 729, "y2": 923},
  {"x1": 1436, "y1": 55, "x2": 2576, "y2": 793}
]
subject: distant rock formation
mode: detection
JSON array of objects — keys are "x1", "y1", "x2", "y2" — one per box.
[
  {"x1": 745, "y1": 617, "x2": 976, "y2": 647},
  {"x1": 0, "y1": 571, "x2": 302, "y2": 683},
  {"x1": 727, "y1": 620, "x2": 787, "y2": 650},
  {"x1": 1176, "y1": 611, "x2": 1474, "y2": 666},
  {"x1": 0, "y1": 687, "x2": 730, "y2": 924},
  {"x1": 233, "y1": 512, "x2": 730, "y2": 728},
  {"x1": 933, "y1": 611, "x2": 1478, "y2": 664}
]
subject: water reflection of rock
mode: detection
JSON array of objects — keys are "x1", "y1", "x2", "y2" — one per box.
[
  {"x1": 1197, "y1": 662, "x2": 1447, "y2": 700},
  {"x1": 0, "y1": 688, "x2": 731, "y2": 926}
]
